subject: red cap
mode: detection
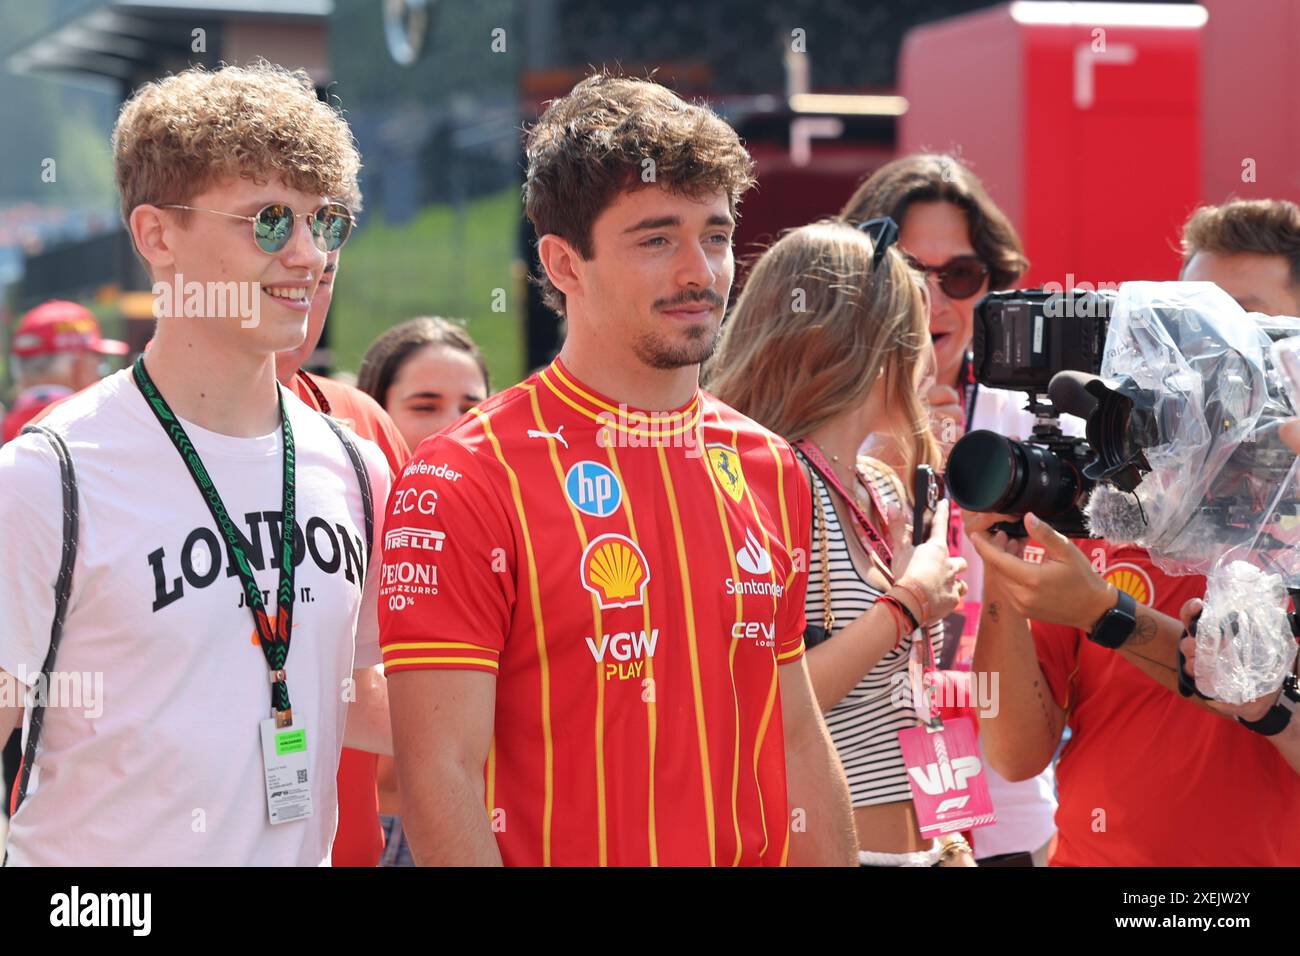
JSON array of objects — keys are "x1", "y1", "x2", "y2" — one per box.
[
  {"x1": 11, "y1": 300, "x2": 129, "y2": 359},
  {"x1": 1, "y1": 384, "x2": 74, "y2": 443}
]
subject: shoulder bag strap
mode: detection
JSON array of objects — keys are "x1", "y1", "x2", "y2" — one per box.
[
  {"x1": 12, "y1": 424, "x2": 79, "y2": 817},
  {"x1": 320, "y1": 414, "x2": 374, "y2": 566}
]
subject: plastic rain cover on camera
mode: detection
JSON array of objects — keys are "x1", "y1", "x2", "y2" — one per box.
[
  {"x1": 1096, "y1": 281, "x2": 1300, "y2": 576},
  {"x1": 1194, "y1": 438, "x2": 1300, "y2": 702},
  {"x1": 1193, "y1": 335, "x2": 1300, "y2": 701}
]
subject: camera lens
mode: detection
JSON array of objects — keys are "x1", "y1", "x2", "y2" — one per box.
[{"x1": 948, "y1": 430, "x2": 1085, "y2": 517}]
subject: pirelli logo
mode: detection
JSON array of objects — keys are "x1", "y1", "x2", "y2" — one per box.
[{"x1": 384, "y1": 527, "x2": 446, "y2": 553}]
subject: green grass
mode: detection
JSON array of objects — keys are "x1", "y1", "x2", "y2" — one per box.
[{"x1": 328, "y1": 187, "x2": 525, "y2": 389}]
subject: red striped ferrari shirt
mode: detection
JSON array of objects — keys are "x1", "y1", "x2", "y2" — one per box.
[{"x1": 378, "y1": 359, "x2": 811, "y2": 866}]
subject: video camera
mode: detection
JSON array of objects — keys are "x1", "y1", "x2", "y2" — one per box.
[
  {"x1": 947, "y1": 281, "x2": 1300, "y2": 703},
  {"x1": 946, "y1": 288, "x2": 1112, "y2": 537},
  {"x1": 947, "y1": 283, "x2": 1300, "y2": 557}
]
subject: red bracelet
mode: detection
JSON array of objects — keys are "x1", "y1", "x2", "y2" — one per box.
[
  {"x1": 875, "y1": 596, "x2": 910, "y2": 649},
  {"x1": 880, "y1": 590, "x2": 920, "y2": 632}
]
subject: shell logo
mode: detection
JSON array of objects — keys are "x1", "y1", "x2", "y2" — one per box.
[
  {"x1": 581, "y1": 533, "x2": 650, "y2": 609},
  {"x1": 1104, "y1": 562, "x2": 1154, "y2": 606}
]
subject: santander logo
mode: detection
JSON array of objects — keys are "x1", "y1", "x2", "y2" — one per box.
[{"x1": 735, "y1": 528, "x2": 772, "y2": 576}]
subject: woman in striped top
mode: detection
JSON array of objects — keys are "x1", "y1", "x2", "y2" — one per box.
[{"x1": 708, "y1": 219, "x2": 971, "y2": 866}]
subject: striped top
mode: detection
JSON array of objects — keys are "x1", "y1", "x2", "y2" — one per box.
[
  {"x1": 378, "y1": 359, "x2": 812, "y2": 866},
  {"x1": 800, "y1": 456, "x2": 945, "y2": 808}
]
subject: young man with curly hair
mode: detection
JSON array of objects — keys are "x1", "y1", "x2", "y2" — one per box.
[
  {"x1": 0, "y1": 62, "x2": 392, "y2": 866},
  {"x1": 380, "y1": 72, "x2": 855, "y2": 866}
]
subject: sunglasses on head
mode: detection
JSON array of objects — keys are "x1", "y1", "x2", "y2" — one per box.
[
  {"x1": 856, "y1": 216, "x2": 900, "y2": 272},
  {"x1": 158, "y1": 201, "x2": 355, "y2": 254},
  {"x1": 902, "y1": 252, "x2": 989, "y2": 300}
]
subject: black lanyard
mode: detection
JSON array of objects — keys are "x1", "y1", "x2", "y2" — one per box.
[{"x1": 133, "y1": 357, "x2": 298, "y2": 723}]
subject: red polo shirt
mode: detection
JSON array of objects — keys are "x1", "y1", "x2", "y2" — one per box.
[{"x1": 1032, "y1": 541, "x2": 1300, "y2": 866}]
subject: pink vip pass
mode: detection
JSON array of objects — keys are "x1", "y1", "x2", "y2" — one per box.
[{"x1": 898, "y1": 716, "x2": 996, "y2": 838}]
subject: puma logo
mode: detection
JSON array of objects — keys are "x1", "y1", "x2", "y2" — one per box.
[{"x1": 527, "y1": 425, "x2": 568, "y2": 449}]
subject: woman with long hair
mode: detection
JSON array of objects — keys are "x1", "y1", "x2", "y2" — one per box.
[
  {"x1": 708, "y1": 220, "x2": 972, "y2": 866},
  {"x1": 840, "y1": 153, "x2": 1030, "y2": 454},
  {"x1": 842, "y1": 155, "x2": 1059, "y2": 866}
]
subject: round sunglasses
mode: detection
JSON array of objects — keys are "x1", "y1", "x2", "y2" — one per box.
[
  {"x1": 158, "y1": 201, "x2": 355, "y2": 254},
  {"x1": 903, "y1": 253, "x2": 989, "y2": 300}
]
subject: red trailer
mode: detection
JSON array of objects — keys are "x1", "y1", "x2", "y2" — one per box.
[{"x1": 899, "y1": 2, "x2": 1205, "y2": 289}]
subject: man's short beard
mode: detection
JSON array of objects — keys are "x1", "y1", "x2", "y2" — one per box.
[{"x1": 632, "y1": 322, "x2": 721, "y2": 371}]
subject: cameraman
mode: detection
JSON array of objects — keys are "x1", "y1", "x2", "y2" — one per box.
[
  {"x1": 970, "y1": 514, "x2": 1300, "y2": 864},
  {"x1": 1173, "y1": 200, "x2": 1300, "y2": 770},
  {"x1": 967, "y1": 201, "x2": 1300, "y2": 865}
]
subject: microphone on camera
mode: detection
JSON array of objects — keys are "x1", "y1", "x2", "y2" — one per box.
[
  {"x1": 1048, "y1": 370, "x2": 1102, "y2": 421},
  {"x1": 1083, "y1": 483, "x2": 1149, "y2": 544}
]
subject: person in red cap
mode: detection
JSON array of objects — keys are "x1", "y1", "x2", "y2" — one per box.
[
  {"x1": 1, "y1": 386, "x2": 73, "y2": 445},
  {"x1": 3, "y1": 300, "x2": 128, "y2": 443}
]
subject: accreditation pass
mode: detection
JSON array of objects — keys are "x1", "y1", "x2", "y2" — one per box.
[{"x1": 259, "y1": 718, "x2": 314, "y2": 825}]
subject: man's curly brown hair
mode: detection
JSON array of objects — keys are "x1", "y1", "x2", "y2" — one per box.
[
  {"x1": 523, "y1": 71, "x2": 757, "y2": 316},
  {"x1": 112, "y1": 61, "x2": 362, "y2": 227}
]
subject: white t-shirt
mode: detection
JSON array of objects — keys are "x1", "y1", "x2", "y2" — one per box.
[{"x1": 0, "y1": 368, "x2": 390, "y2": 866}]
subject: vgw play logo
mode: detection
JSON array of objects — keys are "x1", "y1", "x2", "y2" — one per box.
[{"x1": 585, "y1": 628, "x2": 660, "y2": 681}]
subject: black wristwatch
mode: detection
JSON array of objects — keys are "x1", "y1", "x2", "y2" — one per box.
[
  {"x1": 1087, "y1": 589, "x2": 1138, "y2": 649},
  {"x1": 1237, "y1": 672, "x2": 1300, "y2": 737}
]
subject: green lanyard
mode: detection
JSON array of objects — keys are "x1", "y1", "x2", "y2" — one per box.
[{"x1": 132, "y1": 357, "x2": 298, "y2": 724}]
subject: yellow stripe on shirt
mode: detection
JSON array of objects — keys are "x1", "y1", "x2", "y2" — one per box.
[
  {"x1": 473, "y1": 400, "x2": 556, "y2": 866},
  {"x1": 528, "y1": 388, "x2": 609, "y2": 867},
  {"x1": 656, "y1": 443, "x2": 717, "y2": 866},
  {"x1": 703, "y1": 413, "x2": 746, "y2": 866},
  {"x1": 605, "y1": 441, "x2": 659, "y2": 866},
  {"x1": 384, "y1": 656, "x2": 500, "y2": 670}
]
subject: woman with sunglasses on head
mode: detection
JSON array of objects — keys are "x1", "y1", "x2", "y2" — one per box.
[
  {"x1": 708, "y1": 220, "x2": 973, "y2": 867},
  {"x1": 841, "y1": 154, "x2": 1031, "y2": 464},
  {"x1": 842, "y1": 153, "x2": 1060, "y2": 866}
]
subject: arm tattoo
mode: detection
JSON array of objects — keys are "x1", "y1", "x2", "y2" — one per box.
[
  {"x1": 987, "y1": 601, "x2": 1001, "y2": 623},
  {"x1": 1128, "y1": 613, "x2": 1158, "y2": 646},
  {"x1": 1033, "y1": 679, "x2": 1058, "y2": 744}
]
